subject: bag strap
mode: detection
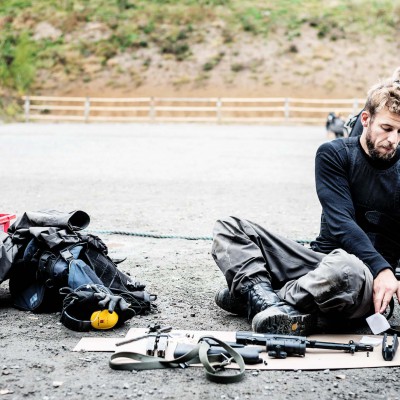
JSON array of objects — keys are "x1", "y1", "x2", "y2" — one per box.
[
  {"x1": 109, "y1": 336, "x2": 245, "y2": 383},
  {"x1": 344, "y1": 111, "x2": 362, "y2": 137}
]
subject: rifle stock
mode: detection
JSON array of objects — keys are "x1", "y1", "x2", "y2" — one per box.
[{"x1": 173, "y1": 343, "x2": 263, "y2": 364}]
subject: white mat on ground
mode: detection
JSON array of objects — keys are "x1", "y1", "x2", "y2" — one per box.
[{"x1": 73, "y1": 328, "x2": 398, "y2": 370}]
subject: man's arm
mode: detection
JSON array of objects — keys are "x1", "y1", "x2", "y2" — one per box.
[
  {"x1": 315, "y1": 142, "x2": 399, "y2": 313},
  {"x1": 315, "y1": 142, "x2": 390, "y2": 276}
]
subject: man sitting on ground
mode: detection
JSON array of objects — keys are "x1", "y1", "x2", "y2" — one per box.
[{"x1": 211, "y1": 69, "x2": 400, "y2": 335}]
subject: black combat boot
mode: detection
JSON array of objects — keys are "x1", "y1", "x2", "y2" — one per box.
[
  {"x1": 246, "y1": 281, "x2": 281, "y2": 320},
  {"x1": 215, "y1": 281, "x2": 281, "y2": 319},
  {"x1": 251, "y1": 302, "x2": 316, "y2": 336},
  {"x1": 214, "y1": 287, "x2": 247, "y2": 316}
]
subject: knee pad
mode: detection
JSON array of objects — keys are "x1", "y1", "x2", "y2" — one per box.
[
  {"x1": 317, "y1": 249, "x2": 373, "y2": 317},
  {"x1": 319, "y1": 249, "x2": 367, "y2": 290}
]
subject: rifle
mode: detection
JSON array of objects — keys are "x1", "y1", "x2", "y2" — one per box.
[{"x1": 236, "y1": 331, "x2": 374, "y2": 359}]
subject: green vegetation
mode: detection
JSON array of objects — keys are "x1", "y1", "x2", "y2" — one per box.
[
  {"x1": 0, "y1": 0, "x2": 399, "y2": 94},
  {"x1": 202, "y1": 52, "x2": 225, "y2": 71},
  {"x1": 0, "y1": 31, "x2": 37, "y2": 93}
]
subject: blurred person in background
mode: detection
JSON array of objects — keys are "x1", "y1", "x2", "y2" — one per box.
[{"x1": 326, "y1": 111, "x2": 346, "y2": 139}]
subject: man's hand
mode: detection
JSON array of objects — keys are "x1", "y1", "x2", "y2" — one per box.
[{"x1": 373, "y1": 269, "x2": 400, "y2": 313}]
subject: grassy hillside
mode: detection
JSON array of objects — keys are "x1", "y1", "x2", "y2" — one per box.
[{"x1": 1, "y1": 0, "x2": 400, "y2": 118}]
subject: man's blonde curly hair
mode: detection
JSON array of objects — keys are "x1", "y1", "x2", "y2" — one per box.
[{"x1": 365, "y1": 67, "x2": 400, "y2": 118}]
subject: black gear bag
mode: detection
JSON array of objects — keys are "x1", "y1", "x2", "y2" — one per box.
[{"x1": 7, "y1": 210, "x2": 156, "y2": 328}]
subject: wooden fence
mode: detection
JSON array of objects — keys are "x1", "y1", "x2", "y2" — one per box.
[{"x1": 21, "y1": 95, "x2": 364, "y2": 124}]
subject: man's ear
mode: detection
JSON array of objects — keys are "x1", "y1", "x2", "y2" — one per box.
[{"x1": 361, "y1": 111, "x2": 370, "y2": 128}]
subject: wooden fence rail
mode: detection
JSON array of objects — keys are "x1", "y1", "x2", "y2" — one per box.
[{"x1": 21, "y1": 95, "x2": 364, "y2": 124}]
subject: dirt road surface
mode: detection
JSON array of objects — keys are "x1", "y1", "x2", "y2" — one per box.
[{"x1": 0, "y1": 123, "x2": 399, "y2": 399}]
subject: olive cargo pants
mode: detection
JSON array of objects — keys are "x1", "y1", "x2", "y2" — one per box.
[{"x1": 212, "y1": 216, "x2": 373, "y2": 319}]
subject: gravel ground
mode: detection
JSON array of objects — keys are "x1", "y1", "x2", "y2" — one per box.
[{"x1": 0, "y1": 123, "x2": 399, "y2": 400}]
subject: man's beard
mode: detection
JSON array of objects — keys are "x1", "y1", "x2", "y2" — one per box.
[{"x1": 365, "y1": 125, "x2": 397, "y2": 161}]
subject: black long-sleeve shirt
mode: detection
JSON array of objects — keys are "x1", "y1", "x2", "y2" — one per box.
[{"x1": 311, "y1": 136, "x2": 400, "y2": 278}]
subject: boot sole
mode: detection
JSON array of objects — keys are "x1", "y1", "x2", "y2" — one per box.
[{"x1": 252, "y1": 309, "x2": 315, "y2": 336}]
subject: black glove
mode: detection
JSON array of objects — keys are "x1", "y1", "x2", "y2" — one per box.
[
  {"x1": 93, "y1": 290, "x2": 130, "y2": 313},
  {"x1": 60, "y1": 284, "x2": 134, "y2": 331}
]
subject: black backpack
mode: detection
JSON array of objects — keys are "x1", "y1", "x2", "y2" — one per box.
[
  {"x1": 344, "y1": 110, "x2": 363, "y2": 137},
  {"x1": 9, "y1": 232, "x2": 156, "y2": 318}
]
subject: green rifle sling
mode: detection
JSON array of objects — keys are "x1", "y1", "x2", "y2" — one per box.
[{"x1": 109, "y1": 336, "x2": 246, "y2": 384}]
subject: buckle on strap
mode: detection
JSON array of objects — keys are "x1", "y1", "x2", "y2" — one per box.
[
  {"x1": 60, "y1": 249, "x2": 74, "y2": 262},
  {"x1": 215, "y1": 353, "x2": 233, "y2": 370}
]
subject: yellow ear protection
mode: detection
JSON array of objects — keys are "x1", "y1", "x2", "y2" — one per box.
[
  {"x1": 60, "y1": 285, "x2": 120, "y2": 331},
  {"x1": 61, "y1": 307, "x2": 119, "y2": 331},
  {"x1": 90, "y1": 310, "x2": 119, "y2": 330}
]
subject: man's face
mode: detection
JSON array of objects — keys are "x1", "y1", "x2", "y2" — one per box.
[{"x1": 361, "y1": 108, "x2": 400, "y2": 160}]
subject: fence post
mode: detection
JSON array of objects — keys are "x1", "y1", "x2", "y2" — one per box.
[
  {"x1": 84, "y1": 97, "x2": 90, "y2": 122},
  {"x1": 284, "y1": 98, "x2": 290, "y2": 121},
  {"x1": 352, "y1": 98, "x2": 359, "y2": 115},
  {"x1": 149, "y1": 97, "x2": 155, "y2": 122},
  {"x1": 216, "y1": 98, "x2": 222, "y2": 123},
  {"x1": 24, "y1": 96, "x2": 30, "y2": 122}
]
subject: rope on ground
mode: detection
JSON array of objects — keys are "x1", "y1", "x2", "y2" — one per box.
[
  {"x1": 84, "y1": 229, "x2": 213, "y2": 241},
  {"x1": 84, "y1": 229, "x2": 312, "y2": 244}
]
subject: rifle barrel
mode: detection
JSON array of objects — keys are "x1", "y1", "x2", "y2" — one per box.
[{"x1": 306, "y1": 340, "x2": 373, "y2": 353}]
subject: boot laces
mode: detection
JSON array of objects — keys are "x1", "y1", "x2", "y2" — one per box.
[{"x1": 247, "y1": 283, "x2": 279, "y2": 319}]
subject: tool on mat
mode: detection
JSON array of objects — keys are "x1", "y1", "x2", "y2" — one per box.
[
  {"x1": 382, "y1": 333, "x2": 398, "y2": 361},
  {"x1": 146, "y1": 333, "x2": 169, "y2": 357},
  {"x1": 116, "y1": 324, "x2": 172, "y2": 347}
]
